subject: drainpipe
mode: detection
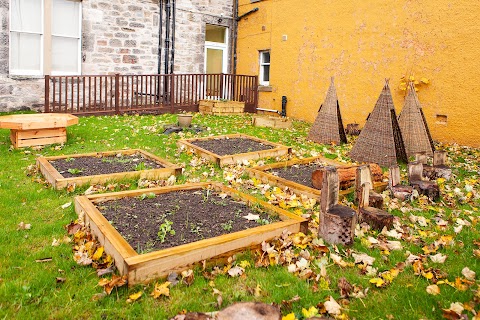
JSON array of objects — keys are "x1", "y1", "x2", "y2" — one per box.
[
  {"x1": 164, "y1": 0, "x2": 171, "y2": 75},
  {"x1": 157, "y1": 0, "x2": 163, "y2": 102},
  {"x1": 170, "y1": 0, "x2": 176, "y2": 74},
  {"x1": 157, "y1": 0, "x2": 163, "y2": 75},
  {"x1": 233, "y1": 0, "x2": 238, "y2": 74},
  {"x1": 236, "y1": 7, "x2": 259, "y2": 21}
]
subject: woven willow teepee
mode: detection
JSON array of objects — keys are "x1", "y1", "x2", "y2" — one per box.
[
  {"x1": 397, "y1": 82, "x2": 435, "y2": 158},
  {"x1": 350, "y1": 79, "x2": 407, "y2": 167},
  {"x1": 307, "y1": 77, "x2": 347, "y2": 145}
]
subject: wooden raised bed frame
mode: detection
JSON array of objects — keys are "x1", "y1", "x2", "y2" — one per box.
[
  {"x1": 178, "y1": 134, "x2": 291, "y2": 167},
  {"x1": 74, "y1": 182, "x2": 307, "y2": 286},
  {"x1": 37, "y1": 149, "x2": 181, "y2": 189},
  {"x1": 246, "y1": 156, "x2": 387, "y2": 200}
]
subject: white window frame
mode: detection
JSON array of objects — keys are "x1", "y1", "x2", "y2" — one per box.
[
  {"x1": 50, "y1": 0, "x2": 82, "y2": 76},
  {"x1": 9, "y1": 0, "x2": 45, "y2": 76},
  {"x1": 259, "y1": 50, "x2": 270, "y2": 86},
  {"x1": 9, "y1": 0, "x2": 82, "y2": 76},
  {"x1": 204, "y1": 25, "x2": 229, "y2": 74}
]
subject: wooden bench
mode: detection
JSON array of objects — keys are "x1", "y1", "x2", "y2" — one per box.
[{"x1": 0, "y1": 113, "x2": 78, "y2": 148}]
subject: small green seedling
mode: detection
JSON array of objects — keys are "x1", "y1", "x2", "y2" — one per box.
[{"x1": 158, "y1": 220, "x2": 175, "y2": 243}]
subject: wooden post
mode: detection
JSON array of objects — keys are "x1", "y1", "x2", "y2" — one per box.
[
  {"x1": 415, "y1": 152, "x2": 427, "y2": 164},
  {"x1": 318, "y1": 166, "x2": 357, "y2": 246},
  {"x1": 45, "y1": 75, "x2": 50, "y2": 113},
  {"x1": 433, "y1": 150, "x2": 447, "y2": 166},
  {"x1": 358, "y1": 182, "x2": 394, "y2": 231},
  {"x1": 253, "y1": 75, "x2": 259, "y2": 113},
  {"x1": 170, "y1": 74, "x2": 175, "y2": 113},
  {"x1": 408, "y1": 161, "x2": 440, "y2": 201},
  {"x1": 408, "y1": 161, "x2": 424, "y2": 184},
  {"x1": 114, "y1": 73, "x2": 120, "y2": 115},
  {"x1": 355, "y1": 165, "x2": 383, "y2": 209}
]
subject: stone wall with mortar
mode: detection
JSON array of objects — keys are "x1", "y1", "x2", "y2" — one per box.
[{"x1": 0, "y1": 0, "x2": 235, "y2": 112}]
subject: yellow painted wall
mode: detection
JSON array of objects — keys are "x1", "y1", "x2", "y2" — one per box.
[{"x1": 236, "y1": 0, "x2": 480, "y2": 147}]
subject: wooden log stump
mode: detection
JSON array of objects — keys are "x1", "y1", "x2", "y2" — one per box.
[
  {"x1": 422, "y1": 150, "x2": 452, "y2": 181},
  {"x1": 358, "y1": 182, "x2": 394, "y2": 230},
  {"x1": 355, "y1": 165, "x2": 384, "y2": 209},
  {"x1": 388, "y1": 165, "x2": 414, "y2": 201},
  {"x1": 318, "y1": 166, "x2": 357, "y2": 245},
  {"x1": 408, "y1": 161, "x2": 440, "y2": 201},
  {"x1": 312, "y1": 163, "x2": 382, "y2": 190}
]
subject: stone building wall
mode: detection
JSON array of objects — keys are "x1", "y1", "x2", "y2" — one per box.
[
  {"x1": 0, "y1": 0, "x2": 235, "y2": 112},
  {"x1": 82, "y1": 0, "x2": 161, "y2": 74}
]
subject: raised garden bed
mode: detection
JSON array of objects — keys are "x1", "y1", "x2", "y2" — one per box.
[
  {"x1": 37, "y1": 149, "x2": 181, "y2": 189},
  {"x1": 74, "y1": 182, "x2": 307, "y2": 285},
  {"x1": 246, "y1": 156, "x2": 387, "y2": 200},
  {"x1": 178, "y1": 134, "x2": 291, "y2": 167},
  {"x1": 252, "y1": 116, "x2": 293, "y2": 129},
  {"x1": 199, "y1": 100, "x2": 245, "y2": 115}
]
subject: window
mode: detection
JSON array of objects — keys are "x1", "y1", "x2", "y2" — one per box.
[
  {"x1": 9, "y1": 0, "x2": 82, "y2": 76},
  {"x1": 259, "y1": 50, "x2": 270, "y2": 86}
]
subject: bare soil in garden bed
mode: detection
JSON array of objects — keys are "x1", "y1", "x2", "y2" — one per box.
[
  {"x1": 97, "y1": 189, "x2": 280, "y2": 253},
  {"x1": 50, "y1": 153, "x2": 165, "y2": 178},
  {"x1": 268, "y1": 163, "x2": 324, "y2": 188},
  {"x1": 190, "y1": 138, "x2": 274, "y2": 156}
]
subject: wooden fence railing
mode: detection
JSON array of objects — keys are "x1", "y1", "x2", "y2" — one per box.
[{"x1": 44, "y1": 73, "x2": 258, "y2": 115}]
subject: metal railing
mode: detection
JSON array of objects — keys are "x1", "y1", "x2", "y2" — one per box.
[{"x1": 44, "y1": 73, "x2": 258, "y2": 115}]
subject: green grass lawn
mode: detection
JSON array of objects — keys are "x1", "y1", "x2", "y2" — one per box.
[{"x1": 0, "y1": 113, "x2": 478, "y2": 320}]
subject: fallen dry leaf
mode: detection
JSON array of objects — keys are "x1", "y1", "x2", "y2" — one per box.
[
  {"x1": 227, "y1": 266, "x2": 244, "y2": 277},
  {"x1": 181, "y1": 269, "x2": 194, "y2": 286},
  {"x1": 126, "y1": 291, "x2": 143, "y2": 303},
  {"x1": 151, "y1": 281, "x2": 171, "y2": 299},
  {"x1": 426, "y1": 284, "x2": 440, "y2": 295},
  {"x1": 324, "y1": 296, "x2": 342, "y2": 316},
  {"x1": 352, "y1": 253, "x2": 375, "y2": 265},
  {"x1": 430, "y1": 253, "x2": 447, "y2": 264},
  {"x1": 242, "y1": 213, "x2": 260, "y2": 221},
  {"x1": 17, "y1": 222, "x2": 31, "y2": 230},
  {"x1": 461, "y1": 267, "x2": 476, "y2": 280}
]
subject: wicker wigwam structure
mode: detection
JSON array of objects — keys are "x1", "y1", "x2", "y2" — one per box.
[
  {"x1": 397, "y1": 82, "x2": 435, "y2": 158},
  {"x1": 350, "y1": 79, "x2": 407, "y2": 167},
  {"x1": 307, "y1": 77, "x2": 347, "y2": 145}
]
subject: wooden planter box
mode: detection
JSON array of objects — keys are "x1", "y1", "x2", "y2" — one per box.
[
  {"x1": 178, "y1": 134, "x2": 291, "y2": 167},
  {"x1": 199, "y1": 100, "x2": 245, "y2": 115},
  {"x1": 246, "y1": 156, "x2": 387, "y2": 200},
  {"x1": 37, "y1": 149, "x2": 181, "y2": 189},
  {"x1": 74, "y1": 182, "x2": 307, "y2": 286},
  {"x1": 252, "y1": 116, "x2": 293, "y2": 129}
]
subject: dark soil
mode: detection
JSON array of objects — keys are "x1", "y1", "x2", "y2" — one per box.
[
  {"x1": 98, "y1": 189, "x2": 280, "y2": 253},
  {"x1": 268, "y1": 163, "x2": 325, "y2": 188},
  {"x1": 191, "y1": 138, "x2": 274, "y2": 156},
  {"x1": 50, "y1": 153, "x2": 165, "y2": 178}
]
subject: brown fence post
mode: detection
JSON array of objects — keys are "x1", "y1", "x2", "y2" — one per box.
[
  {"x1": 253, "y1": 75, "x2": 259, "y2": 113},
  {"x1": 170, "y1": 74, "x2": 175, "y2": 113},
  {"x1": 44, "y1": 75, "x2": 50, "y2": 113},
  {"x1": 114, "y1": 73, "x2": 120, "y2": 115}
]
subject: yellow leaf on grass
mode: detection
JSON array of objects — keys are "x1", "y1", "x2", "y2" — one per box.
[
  {"x1": 422, "y1": 271, "x2": 434, "y2": 280},
  {"x1": 239, "y1": 260, "x2": 251, "y2": 269},
  {"x1": 151, "y1": 281, "x2": 171, "y2": 299},
  {"x1": 302, "y1": 306, "x2": 319, "y2": 318},
  {"x1": 127, "y1": 291, "x2": 142, "y2": 303},
  {"x1": 282, "y1": 313, "x2": 296, "y2": 320},
  {"x1": 92, "y1": 246, "x2": 104, "y2": 261},
  {"x1": 370, "y1": 278, "x2": 385, "y2": 287}
]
